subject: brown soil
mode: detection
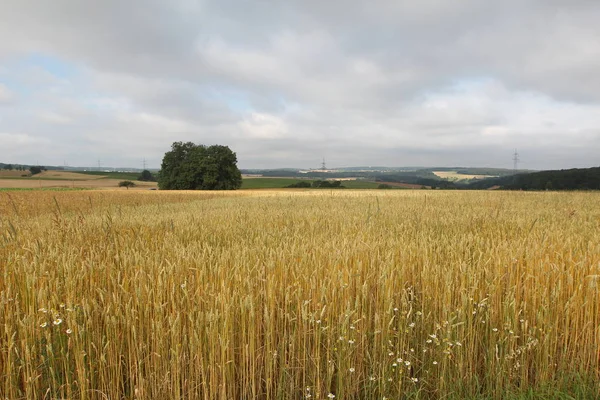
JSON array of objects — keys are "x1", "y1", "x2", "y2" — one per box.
[{"x1": 0, "y1": 178, "x2": 157, "y2": 190}]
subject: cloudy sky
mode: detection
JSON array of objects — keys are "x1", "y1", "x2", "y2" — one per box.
[{"x1": 1, "y1": 1, "x2": 599, "y2": 170}]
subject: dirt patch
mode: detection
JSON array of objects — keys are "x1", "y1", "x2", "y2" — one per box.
[
  {"x1": 35, "y1": 171, "x2": 107, "y2": 180},
  {"x1": 433, "y1": 171, "x2": 495, "y2": 180},
  {"x1": 0, "y1": 178, "x2": 157, "y2": 190},
  {"x1": 0, "y1": 170, "x2": 30, "y2": 178}
]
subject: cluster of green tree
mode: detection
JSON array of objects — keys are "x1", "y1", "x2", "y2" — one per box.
[
  {"x1": 0, "y1": 163, "x2": 46, "y2": 172},
  {"x1": 453, "y1": 167, "x2": 599, "y2": 190},
  {"x1": 285, "y1": 181, "x2": 312, "y2": 188},
  {"x1": 455, "y1": 168, "x2": 530, "y2": 177},
  {"x1": 158, "y1": 142, "x2": 242, "y2": 190},
  {"x1": 373, "y1": 173, "x2": 456, "y2": 189},
  {"x1": 118, "y1": 180, "x2": 136, "y2": 189},
  {"x1": 285, "y1": 180, "x2": 346, "y2": 188},
  {"x1": 312, "y1": 180, "x2": 345, "y2": 188},
  {"x1": 138, "y1": 170, "x2": 156, "y2": 182},
  {"x1": 29, "y1": 166, "x2": 47, "y2": 175},
  {"x1": 498, "y1": 167, "x2": 600, "y2": 190}
]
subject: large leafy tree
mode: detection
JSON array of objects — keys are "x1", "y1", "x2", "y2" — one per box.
[{"x1": 158, "y1": 142, "x2": 242, "y2": 190}]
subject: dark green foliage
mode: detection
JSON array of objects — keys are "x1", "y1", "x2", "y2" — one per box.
[
  {"x1": 453, "y1": 168, "x2": 530, "y2": 177},
  {"x1": 377, "y1": 176, "x2": 456, "y2": 189},
  {"x1": 378, "y1": 184, "x2": 393, "y2": 189},
  {"x1": 138, "y1": 169, "x2": 155, "y2": 182},
  {"x1": 504, "y1": 167, "x2": 600, "y2": 190},
  {"x1": 29, "y1": 166, "x2": 43, "y2": 175},
  {"x1": 282, "y1": 179, "x2": 345, "y2": 188},
  {"x1": 158, "y1": 142, "x2": 242, "y2": 190},
  {"x1": 311, "y1": 180, "x2": 344, "y2": 188},
  {"x1": 285, "y1": 181, "x2": 313, "y2": 188},
  {"x1": 118, "y1": 180, "x2": 136, "y2": 189},
  {"x1": 465, "y1": 167, "x2": 600, "y2": 190}
]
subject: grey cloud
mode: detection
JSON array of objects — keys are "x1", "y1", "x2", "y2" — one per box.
[
  {"x1": 0, "y1": 83, "x2": 14, "y2": 104},
  {"x1": 0, "y1": 1, "x2": 599, "y2": 169}
]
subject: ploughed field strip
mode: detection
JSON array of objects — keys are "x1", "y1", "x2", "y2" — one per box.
[{"x1": 1, "y1": 190, "x2": 599, "y2": 399}]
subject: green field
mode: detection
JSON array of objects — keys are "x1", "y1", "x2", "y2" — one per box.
[
  {"x1": 241, "y1": 178, "x2": 382, "y2": 189},
  {"x1": 76, "y1": 171, "x2": 142, "y2": 180}
]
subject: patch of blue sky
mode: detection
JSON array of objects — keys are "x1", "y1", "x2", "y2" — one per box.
[
  {"x1": 0, "y1": 52, "x2": 81, "y2": 97},
  {"x1": 22, "y1": 52, "x2": 79, "y2": 79},
  {"x1": 202, "y1": 84, "x2": 252, "y2": 112},
  {"x1": 200, "y1": 84, "x2": 301, "y2": 114}
]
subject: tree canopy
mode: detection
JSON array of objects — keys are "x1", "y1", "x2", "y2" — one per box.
[
  {"x1": 158, "y1": 142, "x2": 242, "y2": 190},
  {"x1": 29, "y1": 166, "x2": 43, "y2": 175},
  {"x1": 138, "y1": 169, "x2": 155, "y2": 182},
  {"x1": 118, "y1": 180, "x2": 136, "y2": 189}
]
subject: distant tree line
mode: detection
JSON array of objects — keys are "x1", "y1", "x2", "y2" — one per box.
[
  {"x1": 498, "y1": 167, "x2": 600, "y2": 190},
  {"x1": 0, "y1": 163, "x2": 47, "y2": 172},
  {"x1": 285, "y1": 180, "x2": 345, "y2": 188},
  {"x1": 455, "y1": 167, "x2": 600, "y2": 190},
  {"x1": 373, "y1": 167, "x2": 600, "y2": 191}
]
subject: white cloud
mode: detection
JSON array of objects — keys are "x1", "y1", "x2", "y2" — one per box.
[
  {"x1": 238, "y1": 113, "x2": 288, "y2": 139},
  {"x1": 0, "y1": 83, "x2": 13, "y2": 104},
  {"x1": 0, "y1": 132, "x2": 41, "y2": 145},
  {"x1": 0, "y1": 1, "x2": 599, "y2": 168},
  {"x1": 37, "y1": 111, "x2": 73, "y2": 125}
]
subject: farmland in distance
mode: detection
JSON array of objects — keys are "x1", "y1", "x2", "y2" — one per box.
[{"x1": 1, "y1": 190, "x2": 599, "y2": 399}]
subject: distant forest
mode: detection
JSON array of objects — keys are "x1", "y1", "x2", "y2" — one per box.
[
  {"x1": 380, "y1": 167, "x2": 600, "y2": 191},
  {"x1": 243, "y1": 166, "x2": 600, "y2": 191},
  {"x1": 464, "y1": 167, "x2": 600, "y2": 191}
]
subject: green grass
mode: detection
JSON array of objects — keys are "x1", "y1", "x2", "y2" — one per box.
[
  {"x1": 241, "y1": 178, "x2": 311, "y2": 189},
  {"x1": 241, "y1": 178, "x2": 382, "y2": 189},
  {"x1": 76, "y1": 171, "x2": 142, "y2": 180}
]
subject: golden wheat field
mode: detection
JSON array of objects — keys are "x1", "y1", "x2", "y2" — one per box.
[{"x1": 1, "y1": 190, "x2": 599, "y2": 399}]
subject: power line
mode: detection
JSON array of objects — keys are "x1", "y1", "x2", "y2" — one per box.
[{"x1": 512, "y1": 149, "x2": 520, "y2": 171}]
